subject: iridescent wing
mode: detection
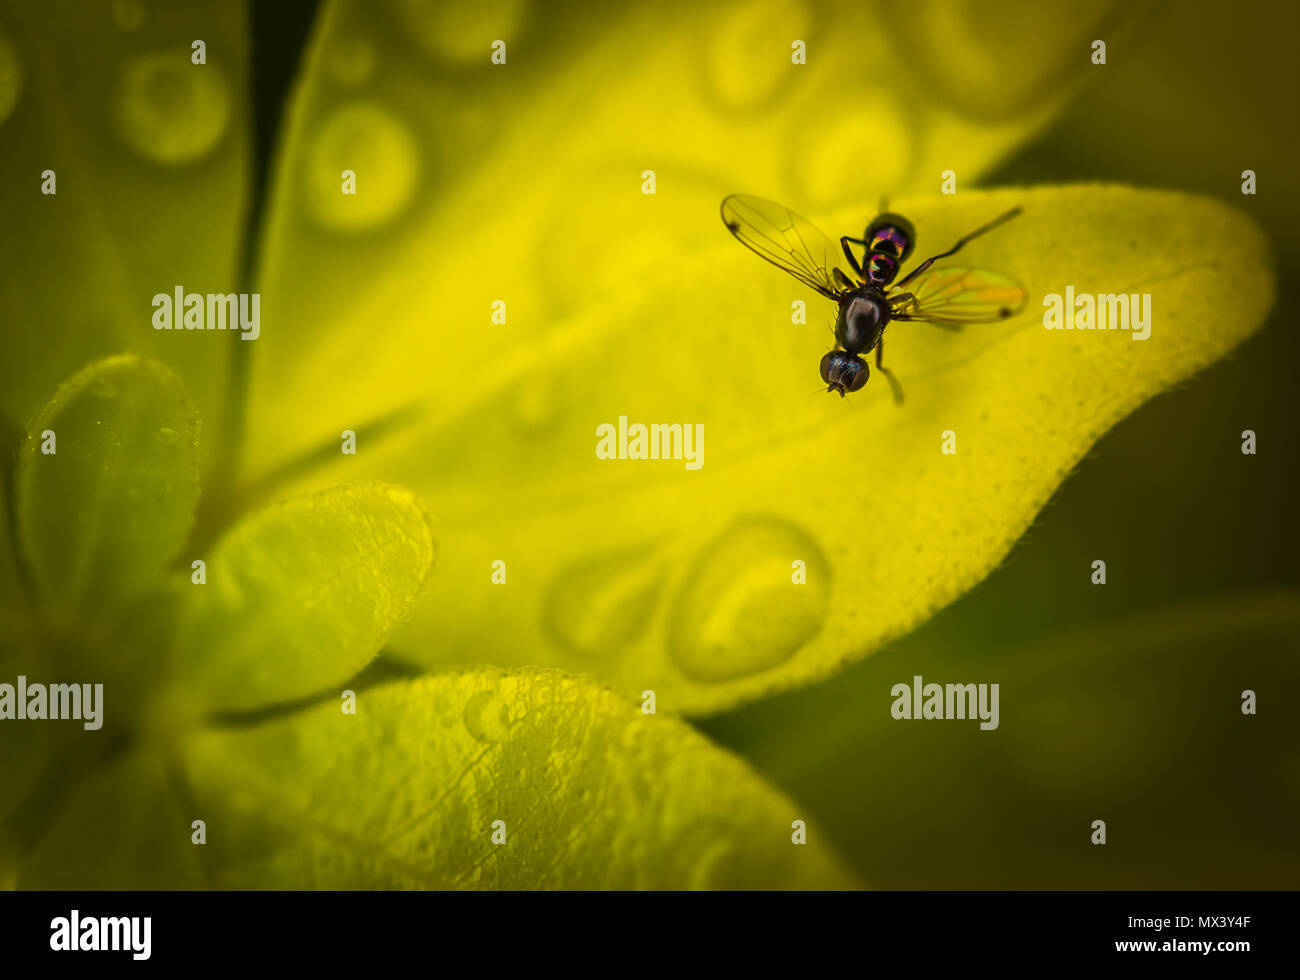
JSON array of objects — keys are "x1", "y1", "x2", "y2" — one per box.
[
  {"x1": 721, "y1": 194, "x2": 849, "y2": 300},
  {"x1": 889, "y1": 266, "x2": 1027, "y2": 325}
]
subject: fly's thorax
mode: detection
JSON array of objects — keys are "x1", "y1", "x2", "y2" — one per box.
[{"x1": 836, "y1": 289, "x2": 889, "y2": 354}]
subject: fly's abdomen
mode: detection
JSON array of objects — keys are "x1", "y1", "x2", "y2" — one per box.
[
  {"x1": 866, "y1": 214, "x2": 916, "y2": 261},
  {"x1": 863, "y1": 213, "x2": 917, "y2": 286}
]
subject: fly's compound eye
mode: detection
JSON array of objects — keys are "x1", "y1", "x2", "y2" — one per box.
[
  {"x1": 819, "y1": 352, "x2": 869, "y2": 392},
  {"x1": 819, "y1": 351, "x2": 837, "y2": 385},
  {"x1": 846, "y1": 358, "x2": 869, "y2": 391}
]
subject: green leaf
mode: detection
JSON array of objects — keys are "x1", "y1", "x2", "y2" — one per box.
[
  {"x1": 237, "y1": 0, "x2": 1119, "y2": 476},
  {"x1": 183, "y1": 667, "x2": 858, "y2": 889},
  {"x1": 367, "y1": 186, "x2": 1271, "y2": 714},
  {"x1": 14, "y1": 354, "x2": 199, "y2": 619},
  {"x1": 172, "y1": 483, "x2": 436, "y2": 714},
  {"x1": 0, "y1": 2, "x2": 250, "y2": 475},
  {"x1": 16, "y1": 749, "x2": 205, "y2": 890}
]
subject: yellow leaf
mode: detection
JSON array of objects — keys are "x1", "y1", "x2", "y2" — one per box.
[
  {"x1": 172, "y1": 483, "x2": 436, "y2": 715},
  {"x1": 370, "y1": 185, "x2": 1271, "y2": 713},
  {"x1": 240, "y1": 0, "x2": 1123, "y2": 474},
  {"x1": 183, "y1": 667, "x2": 858, "y2": 889}
]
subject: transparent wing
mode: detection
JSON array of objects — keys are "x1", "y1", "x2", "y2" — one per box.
[
  {"x1": 889, "y1": 266, "x2": 1027, "y2": 324},
  {"x1": 721, "y1": 194, "x2": 847, "y2": 300}
]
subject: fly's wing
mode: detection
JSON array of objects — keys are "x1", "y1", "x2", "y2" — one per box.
[
  {"x1": 889, "y1": 266, "x2": 1028, "y2": 324},
  {"x1": 721, "y1": 194, "x2": 848, "y2": 300}
]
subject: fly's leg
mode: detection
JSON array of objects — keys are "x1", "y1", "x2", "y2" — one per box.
[
  {"x1": 875, "y1": 335, "x2": 904, "y2": 405},
  {"x1": 839, "y1": 236, "x2": 865, "y2": 278},
  {"x1": 888, "y1": 291, "x2": 916, "y2": 314},
  {"x1": 833, "y1": 267, "x2": 858, "y2": 292},
  {"x1": 894, "y1": 206, "x2": 1023, "y2": 289}
]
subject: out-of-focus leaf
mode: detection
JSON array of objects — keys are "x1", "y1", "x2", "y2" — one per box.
[
  {"x1": 0, "y1": 651, "x2": 46, "y2": 827},
  {"x1": 880, "y1": 0, "x2": 1155, "y2": 121},
  {"x1": 240, "y1": 0, "x2": 1109, "y2": 476},
  {"x1": 184, "y1": 667, "x2": 857, "y2": 889},
  {"x1": 17, "y1": 749, "x2": 205, "y2": 889},
  {"x1": 357, "y1": 186, "x2": 1270, "y2": 714},
  {"x1": 0, "y1": 0, "x2": 249, "y2": 474},
  {"x1": 14, "y1": 354, "x2": 199, "y2": 619},
  {"x1": 172, "y1": 483, "x2": 435, "y2": 714},
  {"x1": 705, "y1": 589, "x2": 1300, "y2": 888}
]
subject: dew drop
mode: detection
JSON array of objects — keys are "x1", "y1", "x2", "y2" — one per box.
[
  {"x1": 387, "y1": 0, "x2": 528, "y2": 64},
  {"x1": 702, "y1": 0, "x2": 812, "y2": 110},
  {"x1": 112, "y1": 52, "x2": 232, "y2": 165},
  {"x1": 304, "y1": 100, "x2": 419, "y2": 232},
  {"x1": 668, "y1": 517, "x2": 829, "y2": 683},
  {"x1": 326, "y1": 37, "x2": 376, "y2": 88},
  {"x1": 0, "y1": 31, "x2": 24, "y2": 127},
  {"x1": 462, "y1": 690, "x2": 511, "y2": 743},
  {"x1": 156, "y1": 425, "x2": 179, "y2": 446},
  {"x1": 544, "y1": 547, "x2": 664, "y2": 660},
  {"x1": 669, "y1": 819, "x2": 745, "y2": 890},
  {"x1": 89, "y1": 376, "x2": 119, "y2": 400}
]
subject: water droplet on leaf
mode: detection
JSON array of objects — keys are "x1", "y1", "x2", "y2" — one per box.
[
  {"x1": 463, "y1": 690, "x2": 511, "y2": 743},
  {"x1": 89, "y1": 376, "x2": 118, "y2": 400},
  {"x1": 305, "y1": 100, "x2": 419, "y2": 231},
  {"x1": 387, "y1": 0, "x2": 528, "y2": 64},
  {"x1": 668, "y1": 517, "x2": 829, "y2": 682},
  {"x1": 702, "y1": 0, "x2": 812, "y2": 110},
  {"x1": 670, "y1": 819, "x2": 745, "y2": 890},
  {"x1": 327, "y1": 37, "x2": 376, "y2": 87},
  {"x1": 113, "y1": 52, "x2": 232, "y2": 164},
  {"x1": 544, "y1": 548, "x2": 664, "y2": 659}
]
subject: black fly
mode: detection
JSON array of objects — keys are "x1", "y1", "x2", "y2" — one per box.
[{"x1": 721, "y1": 195, "x2": 1027, "y2": 399}]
